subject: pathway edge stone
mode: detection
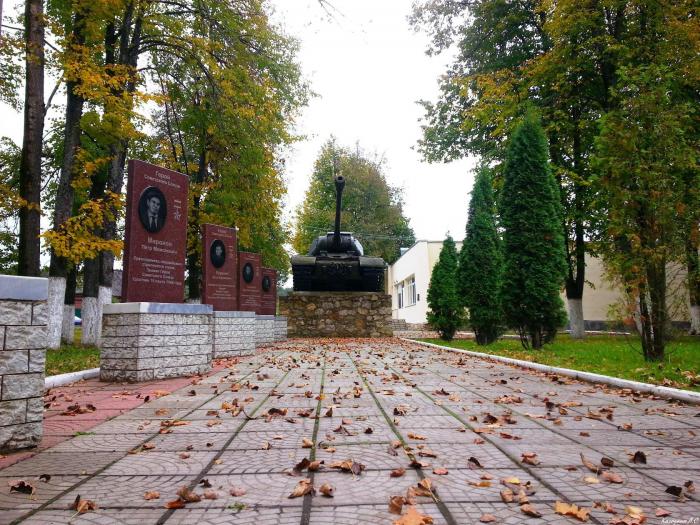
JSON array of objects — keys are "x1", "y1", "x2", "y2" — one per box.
[
  {"x1": 44, "y1": 368, "x2": 100, "y2": 389},
  {"x1": 405, "y1": 338, "x2": 700, "y2": 405}
]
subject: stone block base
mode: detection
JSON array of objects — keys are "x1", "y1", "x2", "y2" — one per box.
[
  {"x1": 279, "y1": 292, "x2": 392, "y2": 338},
  {"x1": 0, "y1": 275, "x2": 48, "y2": 452},
  {"x1": 213, "y1": 311, "x2": 256, "y2": 358},
  {"x1": 100, "y1": 303, "x2": 213, "y2": 382},
  {"x1": 255, "y1": 315, "x2": 276, "y2": 346},
  {"x1": 274, "y1": 316, "x2": 288, "y2": 342}
]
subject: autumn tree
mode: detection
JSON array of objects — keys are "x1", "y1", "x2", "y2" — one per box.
[
  {"x1": 409, "y1": 0, "x2": 605, "y2": 339},
  {"x1": 427, "y1": 234, "x2": 462, "y2": 341},
  {"x1": 457, "y1": 166, "x2": 503, "y2": 344},
  {"x1": 17, "y1": 0, "x2": 44, "y2": 276},
  {"x1": 148, "y1": 1, "x2": 308, "y2": 294},
  {"x1": 500, "y1": 114, "x2": 567, "y2": 349},
  {"x1": 294, "y1": 139, "x2": 415, "y2": 264}
]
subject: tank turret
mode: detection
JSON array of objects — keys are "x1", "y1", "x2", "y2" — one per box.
[{"x1": 291, "y1": 175, "x2": 386, "y2": 292}]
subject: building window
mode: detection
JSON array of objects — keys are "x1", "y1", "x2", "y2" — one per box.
[
  {"x1": 397, "y1": 282, "x2": 404, "y2": 309},
  {"x1": 407, "y1": 276, "x2": 416, "y2": 306}
]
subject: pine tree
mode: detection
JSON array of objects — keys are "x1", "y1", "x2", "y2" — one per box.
[
  {"x1": 458, "y1": 167, "x2": 503, "y2": 345},
  {"x1": 500, "y1": 114, "x2": 567, "y2": 349},
  {"x1": 427, "y1": 235, "x2": 462, "y2": 341}
]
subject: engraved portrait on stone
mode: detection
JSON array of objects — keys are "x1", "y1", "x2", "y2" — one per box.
[
  {"x1": 138, "y1": 186, "x2": 167, "y2": 233},
  {"x1": 242, "y1": 262, "x2": 255, "y2": 283},
  {"x1": 210, "y1": 239, "x2": 226, "y2": 269}
]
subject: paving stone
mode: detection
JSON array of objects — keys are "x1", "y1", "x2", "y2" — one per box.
[
  {"x1": 309, "y1": 503, "x2": 445, "y2": 525},
  {"x1": 102, "y1": 452, "x2": 218, "y2": 476},
  {"x1": 21, "y1": 509, "x2": 169, "y2": 524},
  {"x1": 46, "y1": 474, "x2": 199, "y2": 510},
  {"x1": 1, "y1": 338, "x2": 698, "y2": 525},
  {"x1": 164, "y1": 507, "x2": 303, "y2": 525}
]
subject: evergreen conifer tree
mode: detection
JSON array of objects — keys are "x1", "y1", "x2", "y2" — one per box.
[
  {"x1": 458, "y1": 167, "x2": 503, "y2": 344},
  {"x1": 500, "y1": 114, "x2": 567, "y2": 349},
  {"x1": 427, "y1": 235, "x2": 462, "y2": 340}
]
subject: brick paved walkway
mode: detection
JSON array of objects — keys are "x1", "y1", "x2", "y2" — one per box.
[{"x1": 2, "y1": 339, "x2": 699, "y2": 524}]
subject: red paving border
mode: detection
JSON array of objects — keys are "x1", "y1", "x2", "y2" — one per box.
[{"x1": 0, "y1": 361, "x2": 232, "y2": 470}]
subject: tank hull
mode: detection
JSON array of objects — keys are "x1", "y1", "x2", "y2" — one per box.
[{"x1": 291, "y1": 255, "x2": 386, "y2": 292}]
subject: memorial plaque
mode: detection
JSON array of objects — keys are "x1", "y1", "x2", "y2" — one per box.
[
  {"x1": 202, "y1": 224, "x2": 238, "y2": 311},
  {"x1": 238, "y1": 252, "x2": 262, "y2": 312},
  {"x1": 260, "y1": 268, "x2": 277, "y2": 315},
  {"x1": 122, "y1": 160, "x2": 188, "y2": 303}
]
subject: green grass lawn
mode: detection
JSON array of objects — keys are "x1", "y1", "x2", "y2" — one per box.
[
  {"x1": 420, "y1": 335, "x2": 700, "y2": 392},
  {"x1": 45, "y1": 327, "x2": 100, "y2": 376}
]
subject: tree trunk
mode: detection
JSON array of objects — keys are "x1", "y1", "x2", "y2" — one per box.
[
  {"x1": 61, "y1": 266, "x2": 77, "y2": 344},
  {"x1": 46, "y1": 277, "x2": 65, "y2": 348},
  {"x1": 81, "y1": 257, "x2": 99, "y2": 345},
  {"x1": 567, "y1": 298, "x2": 585, "y2": 338},
  {"x1": 18, "y1": 0, "x2": 44, "y2": 276},
  {"x1": 686, "y1": 238, "x2": 700, "y2": 335},
  {"x1": 48, "y1": 47, "x2": 85, "y2": 343},
  {"x1": 186, "y1": 148, "x2": 207, "y2": 300}
]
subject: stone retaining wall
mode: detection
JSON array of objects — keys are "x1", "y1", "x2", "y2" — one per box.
[
  {"x1": 213, "y1": 311, "x2": 256, "y2": 358},
  {"x1": 101, "y1": 303, "x2": 213, "y2": 382},
  {"x1": 255, "y1": 315, "x2": 276, "y2": 346},
  {"x1": 0, "y1": 275, "x2": 48, "y2": 451},
  {"x1": 279, "y1": 292, "x2": 393, "y2": 338}
]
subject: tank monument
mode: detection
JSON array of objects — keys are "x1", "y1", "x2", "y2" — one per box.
[{"x1": 280, "y1": 174, "x2": 393, "y2": 337}]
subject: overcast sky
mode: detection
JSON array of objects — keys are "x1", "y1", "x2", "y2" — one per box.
[
  {"x1": 0, "y1": 0, "x2": 477, "y2": 250},
  {"x1": 270, "y1": 0, "x2": 476, "y2": 243}
]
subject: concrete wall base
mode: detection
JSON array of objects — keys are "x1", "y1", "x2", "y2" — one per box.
[
  {"x1": 213, "y1": 311, "x2": 256, "y2": 358},
  {"x1": 0, "y1": 275, "x2": 48, "y2": 452},
  {"x1": 100, "y1": 302, "x2": 213, "y2": 382}
]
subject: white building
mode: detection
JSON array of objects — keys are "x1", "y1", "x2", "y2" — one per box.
[
  {"x1": 387, "y1": 240, "x2": 461, "y2": 325},
  {"x1": 387, "y1": 240, "x2": 689, "y2": 328}
]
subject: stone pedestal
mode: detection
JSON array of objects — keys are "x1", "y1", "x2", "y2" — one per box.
[
  {"x1": 100, "y1": 303, "x2": 212, "y2": 382},
  {"x1": 279, "y1": 292, "x2": 393, "y2": 338},
  {"x1": 274, "y1": 316, "x2": 288, "y2": 342},
  {"x1": 212, "y1": 311, "x2": 255, "y2": 358},
  {"x1": 255, "y1": 315, "x2": 276, "y2": 346},
  {"x1": 0, "y1": 275, "x2": 48, "y2": 451}
]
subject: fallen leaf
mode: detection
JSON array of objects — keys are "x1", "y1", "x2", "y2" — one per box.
[
  {"x1": 319, "y1": 483, "x2": 334, "y2": 497},
  {"x1": 165, "y1": 499, "x2": 185, "y2": 509},
  {"x1": 520, "y1": 503, "x2": 542, "y2": 518},
  {"x1": 521, "y1": 452, "x2": 540, "y2": 466},
  {"x1": 580, "y1": 453, "x2": 599, "y2": 473},
  {"x1": 229, "y1": 486, "x2": 247, "y2": 497},
  {"x1": 70, "y1": 495, "x2": 98, "y2": 513},
  {"x1": 176, "y1": 486, "x2": 201, "y2": 503},
  {"x1": 144, "y1": 491, "x2": 160, "y2": 500},
  {"x1": 38, "y1": 474, "x2": 51, "y2": 483},
  {"x1": 655, "y1": 508, "x2": 671, "y2": 517},
  {"x1": 389, "y1": 495, "x2": 406, "y2": 514},
  {"x1": 479, "y1": 514, "x2": 497, "y2": 523},
  {"x1": 432, "y1": 468, "x2": 448, "y2": 475},
  {"x1": 9, "y1": 480, "x2": 35, "y2": 495},
  {"x1": 601, "y1": 457, "x2": 614, "y2": 468},
  {"x1": 393, "y1": 505, "x2": 434, "y2": 525},
  {"x1": 408, "y1": 432, "x2": 426, "y2": 440},
  {"x1": 467, "y1": 457, "x2": 483, "y2": 469},
  {"x1": 554, "y1": 501, "x2": 591, "y2": 522},
  {"x1": 302, "y1": 438, "x2": 314, "y2": 448},
  {"x1": 391, "y1": 468, "x2": 406, "y2": 478},
  {"x1": 631, "y1": 451, "x2": 647, "y2": 464},
  {"x1": 600, "y1": 471, "x2": 623, "y2": 484},
  {"x1": 500, "y1": 488, "x2": 513, "y2": 503},
  {"x1": 288, "y1": 478, "x2": 314, "y2": 498},
  {"x1": 203, "y1": 489, "x2": 218, "y2": 500}
]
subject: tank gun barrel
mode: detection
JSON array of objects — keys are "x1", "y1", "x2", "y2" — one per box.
[{"x1": 333, "y1": 175, "x2": 345, "y2": 250}]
